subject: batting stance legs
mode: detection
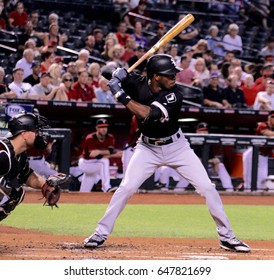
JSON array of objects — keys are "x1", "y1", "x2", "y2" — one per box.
[{"x1": 92, "y1": 134, "x2": 235, "y2": 241}]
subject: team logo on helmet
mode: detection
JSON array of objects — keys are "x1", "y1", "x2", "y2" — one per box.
[{"x1": 170, "y1": 57, "x2": 177, "y2": 68}]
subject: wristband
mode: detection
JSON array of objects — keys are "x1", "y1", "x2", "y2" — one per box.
[{"x1": 115, "y1": 91, "x2": 131, "y2": 106}]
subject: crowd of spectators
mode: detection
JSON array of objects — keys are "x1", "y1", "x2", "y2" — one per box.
[{"x1": 0, "y1": 0, "x2": 273, "y2": 110}]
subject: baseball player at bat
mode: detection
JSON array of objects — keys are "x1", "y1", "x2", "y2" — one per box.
[{"x1": 83, "y1": 54, "x2": 250, "y2": 252}]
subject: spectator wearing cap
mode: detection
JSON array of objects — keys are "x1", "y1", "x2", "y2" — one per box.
[
  {"x1": 14, "y1": 48, "x2": 35, "y2": 79},
  {"x1": 23, "y1": 60, "x2": 41, "y2": 86},
  {"x1": 253, "y1": 80, "x2": 274, "y2": 110},
  {"x1": 128, "y1": 45, "x2": 147, "y2": 74},
  {"x1": 95, "y1": 77, "x2": 117, "y2": 104},
  {"x1": 259, "y1": 37, "x2": 274, "y2": 61},
  {"x1": 202, "y1": 72, "x2": 230, "y2": 108},
  {"x1": 72, "y1": 69, "x2": 97, "y2": 102},
  {"x1": 115, "y1": 21, "x2": 131, "y2": 47},
  {"x1": 78, "y1": 119, "x2": 122, "y2": 192},
  {"x1": 8, "y1": 2, "x2": 28, "y2": 28},
  {"x1": 6, "y1": 68, "x2": 32, "y2": 99},
  {"x1": 29, "y1": 71, "x2": 66, "y2": 101},
  {"x1": 176, "y1": 55, "x2": 195, "y2": 85},
  {"x1": 148, "y1": 22, "x2": 166, "y2": 48},
  {"x1": 181, "y1": 45, "x2": 196, "y2": 70},
  {"x1": 222, "y1": 23, "x2": 243, "y2": 55}
]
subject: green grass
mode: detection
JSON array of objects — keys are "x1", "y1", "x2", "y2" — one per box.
[{"x1": 1, "y1": 204, "x2": 274, "y2": 240}]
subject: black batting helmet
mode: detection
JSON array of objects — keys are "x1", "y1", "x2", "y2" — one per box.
[
  {"x1": 7, "y1": 111, "x2": 50, "y2": 138},
  {"x1": 146, "y1": 54, "x2": 182, "y2": 78}
]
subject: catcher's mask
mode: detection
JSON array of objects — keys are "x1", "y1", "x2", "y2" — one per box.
[
  {"x1": 146, "y1": 54, "x2": 182, "y2": 78},
  {"x1": 7, "y1": 111, "x2": 51, "y2": 149}
]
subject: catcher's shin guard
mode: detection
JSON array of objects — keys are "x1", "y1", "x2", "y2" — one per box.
[{"x1": 0, "y1": 186, "x2": 25, "y2": 221}]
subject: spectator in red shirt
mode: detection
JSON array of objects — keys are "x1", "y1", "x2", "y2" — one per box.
[
  {"x1": 120, "y1": 36, "x2": 136, "y2": 63},
  {"x1": 240, "y1": 74, "x2": 258, "y2": 108},
  {"x1": 72, "y1": 69, "x2": 97, "y2": 102},
  {"x1": 115, "y1": 21, "x2": 131, "y2": 47},
  {"x1": 8, "y1": 2, "x2": 28, "y2": 28},
  {"x1": 0, "y1": 0, "x2": 8, "y2": 30}
]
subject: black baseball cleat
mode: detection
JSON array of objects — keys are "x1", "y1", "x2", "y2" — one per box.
[
  {"x1": 83, "y1": 233, "x2": 105, "y2": 248},
  {"x1": 220, "y1": 238, "x2": 250, "y2": 252}
]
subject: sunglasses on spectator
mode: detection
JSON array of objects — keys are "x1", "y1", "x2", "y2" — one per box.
[{"x1": 64, "y1": 79, "x2": 73, "y2": 82}]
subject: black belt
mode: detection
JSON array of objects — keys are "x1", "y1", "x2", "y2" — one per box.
[{"x1": 142, "y1": 133, "x2": 180, "y2": 146}]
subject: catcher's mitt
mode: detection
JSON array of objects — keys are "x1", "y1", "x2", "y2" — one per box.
[{"x1": 41, "y1": 173, "x2": 71, "y2": 207}]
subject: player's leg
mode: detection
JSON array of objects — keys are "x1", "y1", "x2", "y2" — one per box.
[
  {"x1": 85, "y1": 143, "x2": 159, "y2": 244},
  {"x1": 0, "y1": 185, "x2": 25, "y2": 221},
  {"x1": 168, "y1": 142, "x2": 235, "y2": 240},
  {"x1": 121, "y1": 147, "x2": 134, "y2": 175}
]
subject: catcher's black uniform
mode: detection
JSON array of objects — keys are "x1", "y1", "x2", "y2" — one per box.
[{"x1": 0, "y1": 138, "x2": 33, "y2": 221}]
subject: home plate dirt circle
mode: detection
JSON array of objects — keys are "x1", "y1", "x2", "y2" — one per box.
[{"x1": 1, "y1": 191, "x2": 274, "y2": 260}]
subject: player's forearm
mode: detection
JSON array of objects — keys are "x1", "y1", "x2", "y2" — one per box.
[
  {"x1": 125, "y1": 100, "x2": 150, "y2": 119},
  {"x1": 26, "y1": 172, "x2": 46, "y2": 189}
]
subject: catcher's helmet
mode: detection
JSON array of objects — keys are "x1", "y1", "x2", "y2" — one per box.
[
  {"x1": 7, "y1": 111, "x2": 50, "y2": 138},
  {"x1": 146, "y1": 54, "x2": 182, "y2": 78}
]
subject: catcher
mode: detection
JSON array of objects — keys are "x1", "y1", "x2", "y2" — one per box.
[{"x1": 0, "y1": 111, "x2": 70, "y2": 221}]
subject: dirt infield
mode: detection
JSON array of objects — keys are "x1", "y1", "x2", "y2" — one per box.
[{"x1": 1, "y1": 191, "x2": 274, "y2": 260}]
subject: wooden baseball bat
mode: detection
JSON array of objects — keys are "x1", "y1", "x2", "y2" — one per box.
[{"x1": 127, "y1": 13, "x2": 195, "y2": 73}]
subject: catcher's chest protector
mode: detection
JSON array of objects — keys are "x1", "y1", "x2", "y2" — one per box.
[{"x1": 0, "y1": 139, "x2": 26, "y2": 187}]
